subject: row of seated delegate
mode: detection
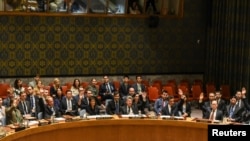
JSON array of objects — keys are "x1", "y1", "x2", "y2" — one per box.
[{"x1": 0, "y1": 84, "x2": 250, "y2": 127}]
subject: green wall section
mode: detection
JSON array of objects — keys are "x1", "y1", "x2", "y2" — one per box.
[{"x1": 0, "y1": 0, "x2": 207, "y2": 77}]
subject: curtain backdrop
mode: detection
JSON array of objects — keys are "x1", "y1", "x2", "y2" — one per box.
[{"x1": 205, "y1": 0, "x2": 250, "y2": 100}]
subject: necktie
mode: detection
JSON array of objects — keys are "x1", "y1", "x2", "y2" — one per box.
[
  {"x1": 125, "y1": 84, "x2": 128, "y2": 91},
  {"x1": 210, "y1": 110, "x2": 215, "y2": 120},
  {"x1": 229, "y1": 106, "x2": 234, "y2": 118},
  {"x1": 51, "y1": 107, "x2": 55, "y2": 116},
  {"x1": 67, "y1": 99, "x2": 72, "y2": 110},
  {"x1": 22, "y1": 101, "x2": 28, "y2": 114},
  {"x1": 238, "y1": 100, "x2": 241, "y2": 107},
  {"x1": 128, "y1": 107, "x2": 131, "y2": 114},
  {"x1": 31, "y1": 96, "x2": 35, "y2": 110},
  {"x1": 169, "y1": 106, "x2": 172, "y2": 115},
  {"x1": 182, "y1": 105, "x2": 186, "y2": 113},
  {"x1": 115, "y1": 102, "x2": 119, "y2": 114},
  {"x1": 137, "y1": 84, "x2": 141, "y2": 93},
  {"x1": 30, "y1": 96, "x2": 33, "y2": 108},
  {"x1": 106, "y1": 84, "x2": 111, "y2": 93},
  {"x1": 162, "y1": 100, "x2": 166, "y2": 108}
]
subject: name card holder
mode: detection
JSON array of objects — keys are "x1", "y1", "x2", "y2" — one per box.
[
  {"x1": 128, "y1": 116, "x2": 144, "y2": 119},
  {"x1": 96, "y1": 117, "x2": 113, "y2": 120}
]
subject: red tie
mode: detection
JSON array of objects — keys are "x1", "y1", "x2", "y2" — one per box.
[{"x1": 210, "y1": 110, "x2": 215, "y2": 120}]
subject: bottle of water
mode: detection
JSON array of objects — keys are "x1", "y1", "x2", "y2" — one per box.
[
  {"x1": 51, "y1": 115, "x2": 55, "y2": 123},
  {"x1": 138, "y1": 110, "x2": 142, "y2": 117}
]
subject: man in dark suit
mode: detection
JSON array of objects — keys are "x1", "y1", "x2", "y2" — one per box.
[
  {"x1": 99, "y1": 75, "x2": 115, "y2": 105},
  {"x1": 132, "y1": 75, "x2": 146, "y2": 94},
  {"x1": 205, "y1": 100, "x2": 223, "y2": 121},
  {"x1": 241, "y1": 88, "x2": 250, "y2": 123},
  {"x1": 119, "y1": 75, "x2": 131, "y2": 100},
  {"x1": 121, "y1": 96, "x2": 138, "y2": 115},
  {"x1": 75, "y1": 87, "x2": 88, "y2": 110},
  {"x1": 225, "y1": 96, "x2": 244, "y2": 122},
  {"x1": 61, "y1": 90, "x2": 78, "y2": 116},
  {"x1": 44, "y1": 96, "x2": 61, "y2": 119},
  {"x1": 17, "y1": 92, "x2": 31, "y2": 116},
  {"x1": 161, "y1": 94, "x2": 184, "y2": 116},
  {"x1": 215, "y1": 91, "x2": 227, "y2": 116},
  {"x1": 235, "y1": 90, "x2": 245, "y2": 110},
  {"x1": 106, "y1": 92, "x2": 124, "y2": 115},
  {"x1": 26, "y1": 86, "x2": 41, "y2": 118},
  {"x1": 198, "y1": 92, "x2": 216, "y2": 118}
]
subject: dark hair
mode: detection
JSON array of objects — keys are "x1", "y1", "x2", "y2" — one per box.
[
  {"x1": 89, "y1": 96, "x2": 97, "y2": 106},
  {"x1": 10, "y1": 98, "x2": 18, "y2": 105},
  {"x1": 168, "y1": 96, "x2": 174, "y2": 101},
  {"x1": 162, "y1": 89, "x2": 168, "y2": 93},
  {"x1": 14, "y1": 79, "x2": 22, "y2": 89},
  {"x1": 114, "y1": 91, "x2": 120, "y2": 96},
  {"x1": 135, "y1": 75, "x2": 142, "y2": 79},
  {"x1": 231, "y1": 96, "x2": 237, "y2": 99},
  {"x1": 66, "y1": 90, "x2": 72, "y2": 94},
  {"x1": 123, "y1": 75, "x2": 129, "y2": 79},
  {"x1": 73, "y1": 79, "x2": 81, "y2": 88}
]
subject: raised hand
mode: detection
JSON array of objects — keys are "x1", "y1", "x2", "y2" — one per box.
[
  {"x1": 199, "y1": 92, "x2": 204, "y2": 100},
  {"x1": 178, "y1": 89, "x2": 183, "y2": 95},
  {"x1": 242, "y1": 87, "x2": 246, "y2": 95}
]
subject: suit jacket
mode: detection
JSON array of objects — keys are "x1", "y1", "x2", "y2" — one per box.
[
  {"x1": 119, "y1": 83, "x2": 131, "y2": 98},
  {"x1": 154, "y1": 98, "x2": 168, "y2": 115},
  {"x1": 44, "y1": 105, "x2": 61, "y2": 119},
  {"x1": 86, "y1": 105, "x2": 100, "y2": 115},
  {"x1": 17, "y1": 100, "x2": 31, "y2": 115},
  {"x1": 99, "y1": 82, "x2": 115, "y2": 100},
  {"x1": 106, "y1": 100, "x2": 124, "y2": 115},
  {"x1": 54, "y1": 96, "x2": 64, "y2": 113},
  {"x1": 205, "y1": 109, "x2": 223, "y2": 121},
  {"x1": 121, "y1": 104, "x2": 139, "y2": 115},
  {"x1": 199, "y1": 100, "x2": 212, "y2": 118},
  {"x1": 38, "y1": 97, "x2": 47, "y2": 119},
  {"x1": 236, "y1": 99, "x2": 245, "y2": 110},
  {"x1": 178, "y1": 102, "x2": 192, "y2": 117},
  {"x1": 162, "y1": 99, "x2": 184, "y2": 116},
  {"x1": 3, "y1": 98, "x2": 11, "y2": 107},
  {"x1": 225, "y1": 104, "x2": 244, "y2": 122},
  {"x1": 61, "y1": 97, "x2": 78, "y2": 116},
  {"x1": 74, "y1": 95, "x2": 88, "y2": 110},
  {"x1": 26, "y1": 94, "x2": 41, "y2": 117},
  {"x1": 242, "y1": 98, "x2": 250, "y2": 111},
  {"x1": 217, "y1": 98, "x2": 227, "y2": 116},
  {"x1": 132, "y1": 83, "x2": 146, "y2": 94},
  {"x1": 133, "y1": 98, "x2": 150, "y2": 114}
]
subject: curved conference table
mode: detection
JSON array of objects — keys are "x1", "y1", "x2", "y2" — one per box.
[{"x1": 1, "y1": 117, "x2": 208, "y2": 141}]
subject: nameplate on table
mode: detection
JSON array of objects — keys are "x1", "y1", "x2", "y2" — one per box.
[
  {"x1": 14, "y1": 126, "x2": 26, "y2": 132},
  {"x1": 65, "y1": 117, "x2": 88, "y2": 122},
  {"x1": 96, "y1": 116, "x2": 113, "y2": 120},
  {"x1": 161, "y1": 116, "x2": 184, "y2": 120},
  {"x1": 195, "y1": 118, "x2": 213, "y2": 123},
  {"x1": 38, "y1": 120, "x2": 49, "y2": 126},
  {"x1": 87, "y1": 115, "x2": 113, "y2": 120},
  {"x1": 121, "y1": 114, "x2": 146, "y2": 119},
  {"x1": 53, "y1": 117, "x2": 66, "y2": 123},
  {"x1": 128, "y1": 116, "x2": 144, "y2": 119}
]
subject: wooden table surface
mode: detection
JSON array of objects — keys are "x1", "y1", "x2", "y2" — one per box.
[{"x1": 0, "y1": 116, "x2": 208, "y2": 141}]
